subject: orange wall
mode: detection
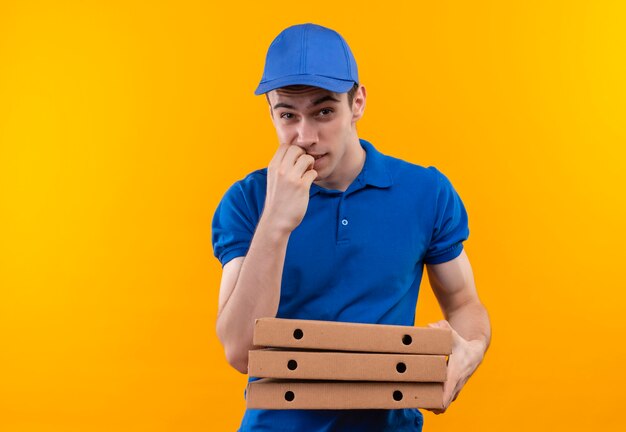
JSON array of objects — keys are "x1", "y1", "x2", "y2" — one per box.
[{"x1": 1, "y1": 1, "x2": 625, "y2": 430}]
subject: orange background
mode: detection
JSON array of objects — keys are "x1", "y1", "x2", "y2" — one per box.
[{"x1": 1, "y1": 1, "x2": 625, "y2": 430}]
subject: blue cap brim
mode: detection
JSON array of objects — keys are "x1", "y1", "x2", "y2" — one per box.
[{"x1": 254, "y1": 75, "x2": 356, "y2": 95}]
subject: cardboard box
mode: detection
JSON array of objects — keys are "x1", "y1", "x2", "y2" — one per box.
[
  {"x1": 253, "y1": 318, "x2": 452, "y2": 355},
  {"x1": 246, "y1": 378, "x2": 444, "y2": 410},
  {"x1": 248, "y1": 349, "x2": 447, "y2": 382}
]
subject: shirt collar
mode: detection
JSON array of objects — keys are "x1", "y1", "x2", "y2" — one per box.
[
  {"x1": 309, "y1": 138, "x2": 393, "y2": 197},
  {"x1": 359, "y1": 138, "x2": 393, "y2": 189}
]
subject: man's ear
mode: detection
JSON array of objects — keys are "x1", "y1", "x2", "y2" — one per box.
[{"x1": 351, "y1": 85, "x2": 366, "y2": 123}]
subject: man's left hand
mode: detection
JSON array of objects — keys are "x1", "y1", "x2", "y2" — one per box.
[{"x1": 424, "y1": 319, "x2": 487, "y2": 414}]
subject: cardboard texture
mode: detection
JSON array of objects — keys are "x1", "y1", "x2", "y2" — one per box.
[
  {"x1": 253, "y1": 318, "x2": 452, "y2": 355},
  {"x1": 248, "y1": 349, "x2": 447, "y2": 382},
  {"x1": 246, "y1": 379, "x2": 444, "y2": 410},
  {"x1": 247, "y1": 318, "x2": 450, "y2": 410}
]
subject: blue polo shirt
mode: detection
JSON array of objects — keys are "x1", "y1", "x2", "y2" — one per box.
[{"x1": 212, "y1": 138, "x2": 469, "y2": 432}]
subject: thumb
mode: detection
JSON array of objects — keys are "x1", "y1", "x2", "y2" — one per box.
[
  {"x1": 427, "y1": 319, "x2": 448, "y2": 329},
  {"x1": 302, "y1": 168, "x2": 318, "y2": 186}
]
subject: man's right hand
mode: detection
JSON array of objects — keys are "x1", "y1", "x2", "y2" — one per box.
[
  {"x1": 216, "y1": 142, "x2": 316, "y2": 374},
  {"x1": 262, "y1": 143, "x2": 318, "y2": 234}
]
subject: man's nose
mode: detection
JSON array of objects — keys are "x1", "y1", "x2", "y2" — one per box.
[{"x1": 294, "y1": 118, "x2": 317, "y2": 148}]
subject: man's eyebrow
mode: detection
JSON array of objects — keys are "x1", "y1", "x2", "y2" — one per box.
[
  {"x1": 310, "y1": 95, "x2": 341, "y2": 107},
  {"x1": 272, "y1": 95, "x2": 341, "y2": 110},
  {"x1": 272, "y1": 102, "x2": 296, "y2": 110}
]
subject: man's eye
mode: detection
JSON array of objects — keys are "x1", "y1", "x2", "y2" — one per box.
[
  {"x1": 319, "y1": 108, "x2": 334, "y2": 116},
  {"x1": 280, "y1": 113, "x2": 294, "y2": 119}
]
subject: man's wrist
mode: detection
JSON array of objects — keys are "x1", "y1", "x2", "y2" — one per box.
[{"x1": 255, "y1": 213, "x2": 292, "y2": 244}]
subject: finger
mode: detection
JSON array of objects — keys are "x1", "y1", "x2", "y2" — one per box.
[
  {"x1": 281, "y1": 144, "x2": 306, "y2": 167},
  {"x1": 428, "y1": 320, "x2": 464, "y2": 347},
  {"x1": 437, "y1": 320, "x2": 452, "y2": 329},
  {"x1": 269, "y1": 142, "x2": 291, "y2": 168},
  {"x1": 452, "y1": 376, "x2": 469, "y2": 402},
  {"x1": 427, "y1": 320, "x2": 447, "y2": 328},
  {"x1": 302, "y1": 168, "x2": 318, "y2": 186},
  {"x1": 441, "y1": 353, "x2": 459, "y2": 406},
  {"x1": 425, "y1": 408, "x2": 444, "y2": 415},
  {"x1": 441, "y1": 374, "x2": 453, "y2": 407},
  {"x1": 452, "y1": 390, "x2": 460, "y2": 402},
  {"x1": 426, "y1": 405, "x2": 447, "y2": 415},
  {"x1": 293, "y1": 153, "x2": 315, "y2": 176},
  {"x1": 436, "y1": 320, "x2": 463, "y2": 341}
]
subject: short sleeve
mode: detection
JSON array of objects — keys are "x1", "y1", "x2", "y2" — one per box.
[
  {"x1": 211, "y1": 182, "x2": 257, "y2": 267},
  {"x1": 423, "y1": 167, "x2": 470, "y2": 265}
]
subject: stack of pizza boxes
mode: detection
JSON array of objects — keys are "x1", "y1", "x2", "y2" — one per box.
[{"x1": 245, "y1": 318, "x2": 451, "y2": 410}]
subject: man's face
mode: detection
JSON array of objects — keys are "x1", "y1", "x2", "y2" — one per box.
[{"x1": 266, "y1": 85, "x2": 364, "y2": 186}]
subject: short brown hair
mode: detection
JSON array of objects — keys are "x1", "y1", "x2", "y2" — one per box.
[{"x1": 346, "y1": 82, "x2": 359, "y2": 107}]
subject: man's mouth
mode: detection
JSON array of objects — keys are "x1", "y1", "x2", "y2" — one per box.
[{"x1": 309, "y1": 153, "x2": 327, "y2": 160}]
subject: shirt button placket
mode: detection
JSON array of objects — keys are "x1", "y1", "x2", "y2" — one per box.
[{"x1": 337, "y1": 195, "x2": 349, "y2": 244}]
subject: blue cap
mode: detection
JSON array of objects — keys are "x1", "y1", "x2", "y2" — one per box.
[{"x1": 254, "y1": 23, "x2": 359, "y2": 95}]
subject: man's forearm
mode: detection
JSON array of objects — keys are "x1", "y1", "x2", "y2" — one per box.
[
  {"x1": 216, "y1": 214, "x2": 290, "y2": 373},
  {"x1": 446, "y1": 301, "x2": 491, "y2": 354}
]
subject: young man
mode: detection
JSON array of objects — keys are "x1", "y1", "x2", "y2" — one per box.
[{"x1": 212, "y1": 23, "x2": 491, "y2": 431}]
